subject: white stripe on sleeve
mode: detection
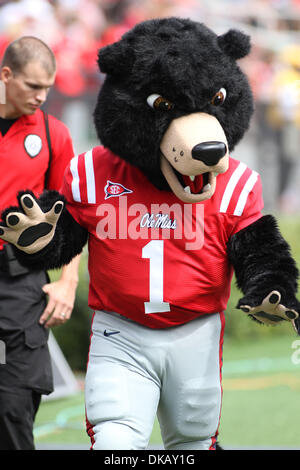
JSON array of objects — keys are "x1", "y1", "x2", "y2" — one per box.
[
  {"x1": 219, "y1": 162, "x2": 247, "y2": 213},
  {"x1": 70, "y1": 155, "x2": 81, "y2": 202},
  {"x1": 233, "y1": 170, "x2": 258, "y2": 216},
  {"x1": 84, "y1": 149, "x2": 96, "y2": 204}
]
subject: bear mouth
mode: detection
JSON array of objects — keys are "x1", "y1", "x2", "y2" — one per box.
[
  {"x1": 160, "y1": 154, "x2": 217, "y2": 203},
  {"x1": 181, "y1": 172, "x2": 211, "y2": 195}
]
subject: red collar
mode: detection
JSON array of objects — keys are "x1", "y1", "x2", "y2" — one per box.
[{"x1": 17, "y1": 109, "x2": 40, "y2": 126}]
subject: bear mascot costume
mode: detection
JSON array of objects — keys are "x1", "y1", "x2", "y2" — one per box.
[{"x1": 1, "y1": 17, "x2": 300, "y2": 450}]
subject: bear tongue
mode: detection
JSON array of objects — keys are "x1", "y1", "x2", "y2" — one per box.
[{"x1": 182, "y1": 174, "x2": 204, "y2": 194}]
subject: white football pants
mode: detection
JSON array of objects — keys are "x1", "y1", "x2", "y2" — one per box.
[{"x1": 85, "y1": 310, "x2": 224, "y2": 450}]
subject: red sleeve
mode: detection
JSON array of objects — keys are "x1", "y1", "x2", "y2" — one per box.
[
  {"x1": 60, "y1": 159, "x2": 84, "y2": 227},
  {"x1": 226, "y1": 172, "x2": 264, "y2": 237},
  {"x1": 45, "y1": 115, "x2": 74, "y2": 191}
]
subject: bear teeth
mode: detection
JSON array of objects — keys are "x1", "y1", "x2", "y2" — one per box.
[
  {"x1": 184, "y1": 183, "x2": 211, "y2": 194},
  {"x1": 189, "y1": 175, "x2": 195, "y2": 182},
  {"x1": 202, "y1": 183, "x2": 211, "y2": 192}
]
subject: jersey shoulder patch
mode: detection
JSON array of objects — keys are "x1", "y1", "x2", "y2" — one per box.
[{"x1": 69, "y1": 146, "x2": 122, "y2": 204}]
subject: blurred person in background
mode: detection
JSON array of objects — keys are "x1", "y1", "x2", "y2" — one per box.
[
  {"x1": 246, "y1": 46, "x2": 279, "y2": 211},
  {"x1": 0, "y1": 36, "x2": 80, "y2": 450},
  {"x1": 266, "y1": 44, "x2": 300, "y2": 212}
]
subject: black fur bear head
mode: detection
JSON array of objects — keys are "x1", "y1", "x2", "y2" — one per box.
[{"x1": 94, "y1": 17, "x2": 253, "y2": 195}]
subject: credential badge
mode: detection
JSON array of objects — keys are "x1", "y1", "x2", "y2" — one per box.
[{"x1": 24, "y1": 134, "x2": 42, "y2": 158}]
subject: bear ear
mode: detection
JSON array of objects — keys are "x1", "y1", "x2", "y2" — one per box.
[
  {"x1": 217, "y1": 29, "x2": 251, "y2": 60},
  {"x1": 97, "y1": 41, "x2": 133, "y2": 75}
]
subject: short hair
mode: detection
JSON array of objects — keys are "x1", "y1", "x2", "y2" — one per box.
[{"x1": 1, "y1": 36, "x2": 56, "y2": 76}]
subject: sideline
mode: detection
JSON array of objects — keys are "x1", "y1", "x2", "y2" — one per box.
[
  {"x1": 222, "y1": 355, "x2": 299, "y2": 377},
  {"x1": 34, "y1": 404, "x2": 84, "y2": 439}
]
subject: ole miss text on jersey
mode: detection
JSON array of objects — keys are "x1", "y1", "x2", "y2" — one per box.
[{"x1": 61, "y1": 146, "x2": 263, "y2": 328}]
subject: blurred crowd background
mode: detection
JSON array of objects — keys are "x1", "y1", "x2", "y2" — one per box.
[
  {"x1": 1, "y1": 0, "x2": 300, "y2": 212},
  {"x1": 1, "y1": 0, "x2": 300, "y2": 368}
]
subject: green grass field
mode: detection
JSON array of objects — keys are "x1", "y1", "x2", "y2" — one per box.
[{"x1": 34, "y1": 332, "x2": 300, "y2": 450}]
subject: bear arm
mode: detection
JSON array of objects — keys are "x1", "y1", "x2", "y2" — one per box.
[{"x1": 227, "y1": 214, "x2": 299, "y2": 308}]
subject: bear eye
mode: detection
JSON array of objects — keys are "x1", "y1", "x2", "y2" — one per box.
[
  {"x1": 147, "y1": 94, "x2": 174, "y2": 111},
  {"x1": 210, "y1": 88, "x2": 227, "y2": 106}
]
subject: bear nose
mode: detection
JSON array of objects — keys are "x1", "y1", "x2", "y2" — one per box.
[{"x1": 192, "y1": 141, "x2": 227, "y2": 166}]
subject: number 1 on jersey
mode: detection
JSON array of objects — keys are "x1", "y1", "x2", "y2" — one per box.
[{"x1": 142, "y1": 240, "x2": 171, "y2": 314}]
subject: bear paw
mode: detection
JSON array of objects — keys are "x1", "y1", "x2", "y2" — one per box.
[
  {"x1": 239, "y1": 290, "x2": 299, "y2": 330},
  {"x1": 0, "y1": 193, "x2": 64, "y2": 254}
]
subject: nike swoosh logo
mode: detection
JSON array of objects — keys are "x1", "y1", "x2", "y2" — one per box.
[{"x1": 104, "y1": 329, "x2": 120, "y2": 337}]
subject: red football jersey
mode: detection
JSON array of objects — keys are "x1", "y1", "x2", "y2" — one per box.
[
  {"x1": 0, "y1": 109, "x2": 74, "y2": 250},
  {"x1": 62, "y1": 146, "x2": 263, "y2": 328}
]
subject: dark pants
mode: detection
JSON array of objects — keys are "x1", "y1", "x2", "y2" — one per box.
[
  {"x1": 0, "y1": 267, "x2": 53, "y2": 450},
  {"x1": 0, "y1": 389, "x2": 41, "y2": 450}
]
